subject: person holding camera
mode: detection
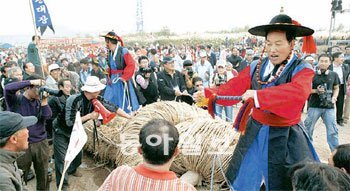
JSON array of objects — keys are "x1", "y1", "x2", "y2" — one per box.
[
  {"x1": 135, "y1": 56, "x2": 158, "y2": 106},
  {"x1": 211, "y1": 60, "x2": 234, "y2": 122},
  {"x1": 181, "y1": 60, "x2": 197, "y2": 95},
  {"x1": 4, "y1": 74, "x2": 52, "y2": 190},
  {"x1": 304, "y1": 54, "x2": 340, "y2": 151}
]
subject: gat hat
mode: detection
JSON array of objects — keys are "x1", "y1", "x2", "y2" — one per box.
[
  {"x1": 216, "y1": 60, "x2": 226, "y2": 67},
  {"x1": 81, "y1": 76, "x2": 106, "y2": 93},
  {"x1": 0, "y1": 111, "x2": 37, "y2": 140},
  {"x1": 48, "y1": 64, "x2": 60, "y2": 73},
  {"x1": 100, "y1": 31, "x2": 124, "y2": 46},
  {"x1": 248, "y1": 14, "x2": 314, "y2": 37},
  {"x1": 162, "y1": 56, "x2": 175, "y2": 64},
  {"x1": 183, "y1": 60, "x2": 193, "y2": 67},
  {"x1": 100, "y1": 31, "x2": 118, "y2": 40}
]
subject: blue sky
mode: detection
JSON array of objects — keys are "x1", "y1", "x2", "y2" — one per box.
[{"x1": 0, "y1": 0, "x2": 349, "y2": 37}]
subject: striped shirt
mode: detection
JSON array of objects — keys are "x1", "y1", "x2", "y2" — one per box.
[{"x1": 98, "y1": 164, "x2": 197, "y2": 191}]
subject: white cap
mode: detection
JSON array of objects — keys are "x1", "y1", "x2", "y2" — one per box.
[
  {"x1": 81, "y1": 76, "x2": 106, "y2": 93},
  {"x1": 48, "y1": 64, "x2": 60, "y2": 73},
  {"x1": 216, "y1": 60, "x2": 226, "y2": 67}
]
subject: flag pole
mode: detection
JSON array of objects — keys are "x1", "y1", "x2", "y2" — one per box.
[
  {"x1": 58, "y1": 161, "x2": 68, "y2": 191},
  {"x1": 28, "y1": 0, "x2": 46, "y2": 79}
]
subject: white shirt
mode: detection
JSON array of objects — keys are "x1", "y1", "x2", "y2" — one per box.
[{"x1": 333, "y1": 63, "x2": 344, "y2": 84}]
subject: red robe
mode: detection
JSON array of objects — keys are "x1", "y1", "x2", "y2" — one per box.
[{"x1": 205, "y1": 64, "x2": 314, "y2": 126}]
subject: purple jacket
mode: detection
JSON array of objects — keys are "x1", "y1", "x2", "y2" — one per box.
[{"x1": 4, "y1": 80, "x2": 52, "y2": 143}]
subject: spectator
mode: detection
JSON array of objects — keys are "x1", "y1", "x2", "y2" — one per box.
[
  {"x1": 46, "y1": 63, "x2": 61, "y2": 90},
  {"x1": 211, "y1": 60, "x2": 234, "y2": 122},
  {"x1": 27, "y1": 35, "x2": 43, "y2": 76},
  {"x1": 206, "y1": 44, "x2": 217, "y2": 68},
  {"x1": 4, "y1": 75, "x2": 52, "y2": 190},
  {"x1": 23, "y1": 62, "x2": 36, "y2": 80},
  {"x1": 194, "y1": 51, "x2": 213, "y2": 87},
  {"x1": 0, "y1": 65, "x2": 11, "y2": 111},
  {"x1": 91, "y1": 57, "x2": 107, "y2": 84},
  {"x1": 135, "y1": 56, "x2": 158, "y2": 105},
  {"x1": 98, "y1": 119, "x2": 196, "y2": 191},
  {"x1": 329, "y1": 52, "x2": 349, "y2": 126},
  {"x1": 61, "y1": 58, "x2": 75, "y2": 72},
  {"x1": 289, "y1": 162, "x2": 350, "y2": 191},
  {"x1": 192, "y1": 77, "x2": 204, "y2": 93},
  {"x1": 60, "y1": 67, "x2": 81, "y2": 94},
  {"x1": 181, "y1": 60, "x2": 198, "y2": 94},
  {"x1": 241, "y1": 49, "x2": 255, "y2": 66},
  {"x1": 7, "y1": 66, "x2": 23, "y2": 82},
  {"x1": 304, "y1": 54, "x2": 339, "y2": 151},
  {"x1": 227, "y1": 47, "x2": 245, "y2": 72},
  {"x1": 157, "y1": 56, "x2": 187, "y2": 101},
  {"x1": 329, "y1": 144, "x2": 350, "y2": 175},
  {"x1": 0, "y1": 111, "x2": 37, "y2": 191},
  {"x1": 79, "y1": 58, "x2": 92, "y2": 85}
]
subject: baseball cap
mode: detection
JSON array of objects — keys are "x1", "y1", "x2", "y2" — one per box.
[
  {"x1": 162, "y1": 56, "x2": 174, "y2": 64},
  {"x1": 48, "y1": 64, "x2": 60, "y2": 73},
  {"x1": 0, "y1": 111, "x2": 37, "y2": 140}
]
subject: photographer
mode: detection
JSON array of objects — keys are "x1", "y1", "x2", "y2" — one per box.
[
  {"x1": 304, "y1": 54, "x2": 340, "y2": 151},
  {"x1": 4, "y1": 74, "x2": 52, "y2": 190},
  {"x1": 211, "y1": 60, "x2": 234, "y2": 122},
  {"x1": 135, "y1": 56, "x2": 158, "y2": 106},
  {"x1": 181, "y1": 60, "x2": 197, "y2": 95}
]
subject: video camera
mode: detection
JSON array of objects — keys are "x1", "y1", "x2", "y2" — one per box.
[
  {"x1": 39, "y1": 86, "x2": 63, "y2": 97},
  {"x1": 318, "y1": 83, "x2": 333, "y2": 108}
]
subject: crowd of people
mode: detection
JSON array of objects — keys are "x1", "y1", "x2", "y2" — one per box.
[{"x1": 0, "y1": 12, "x2": 350, "y2": 191}]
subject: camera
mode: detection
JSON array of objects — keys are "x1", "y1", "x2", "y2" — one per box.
[
  {"x1": 318, "y1": 83, "x2": 333, "y2": 108},
  {"x1": 39, "y1": 86, "x2": 63, "y2": 97},
  {"x1": 186, "y1": 67, "x2": 194, "y2": 78},
  {"x1": 140, "y1": 67, "x2": 153, "y2": 79}
]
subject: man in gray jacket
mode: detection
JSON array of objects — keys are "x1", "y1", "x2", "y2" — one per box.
[{"x1": 0, "y1": 111, "x2": 37, "y2": 191}]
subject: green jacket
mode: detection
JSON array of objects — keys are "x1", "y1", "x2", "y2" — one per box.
[
  {"x1": 0, "y1": 149, "x2": 27, "y2": 191},
  {"x1": 27, "y1": 42, "x2": 40, "y2": 67}
]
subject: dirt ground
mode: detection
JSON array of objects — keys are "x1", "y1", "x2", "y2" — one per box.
[{"x1": 27, "y1": 110, "x2": 350, "y2": 191}]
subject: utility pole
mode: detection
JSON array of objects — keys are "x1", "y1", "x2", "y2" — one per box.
[
  {"x1": 136, "y1": 0, "x2": 144, "y2": 32},
  {"x1": 328, "y1": 0, "x2": 343, "y2": 47}
]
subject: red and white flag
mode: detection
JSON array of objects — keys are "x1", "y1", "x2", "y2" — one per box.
[{"x1": 65, "y1": 111, "x2": 87, "y2": 165}]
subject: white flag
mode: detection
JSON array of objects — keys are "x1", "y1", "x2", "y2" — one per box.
[{"x1": 64, "y1": 111, "x2": 87, "y2": 165}]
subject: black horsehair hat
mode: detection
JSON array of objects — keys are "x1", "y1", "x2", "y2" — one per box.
[
  {"x1": 248, "y1": 14, "x2": 314, "y2": 37},
  {"x1": 100, "y1": 31, "x2": 119, "y2": 40}
]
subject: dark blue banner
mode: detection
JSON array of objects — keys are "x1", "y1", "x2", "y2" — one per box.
[{"x1": 32, "y1": 0, "x2": 55, "y2": 35}]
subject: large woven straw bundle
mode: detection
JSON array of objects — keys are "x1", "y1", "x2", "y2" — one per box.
[
  {"x1": 172, "y1": 119, "x2": 239, "y2": 183},
  {"x1": 84, "y1": 101, "x2": 240, "y2": 184}
]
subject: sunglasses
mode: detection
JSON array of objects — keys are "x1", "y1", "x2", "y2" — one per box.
[{"x1": 195, "y1": 84, "x2": 203, "y2": 87}]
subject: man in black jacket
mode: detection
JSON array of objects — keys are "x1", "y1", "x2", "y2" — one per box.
[
  {"x1": 52, "y1": 76, "x2": 130, "y2": 190},
  {"x1": 329, "y1": 52, "x2": 349, "y2": 126},
  {"x1": 157, "y1": 56, "x2": 187, "y2": 101}
]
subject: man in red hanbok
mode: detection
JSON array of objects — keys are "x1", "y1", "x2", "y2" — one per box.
[{"x1": 196, "y1": 13, "x2": 319, "y2": 190}]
